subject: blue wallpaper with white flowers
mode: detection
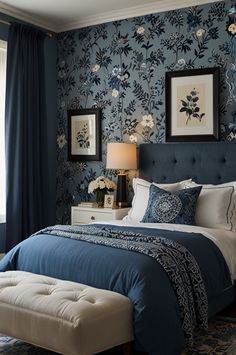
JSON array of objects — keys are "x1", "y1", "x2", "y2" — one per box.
[{"x1": 56, "y1": 0, "x2": 236, "y2": 224}]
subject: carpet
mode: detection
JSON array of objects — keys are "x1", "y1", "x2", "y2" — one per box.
[
  {"x1": 0, "y1": 316, "x2": 236, "y2": 354},
  {"x1": 182, "y1": 316, "x2": 236, "y2": 355}
]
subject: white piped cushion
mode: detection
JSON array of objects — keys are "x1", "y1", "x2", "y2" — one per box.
[
  {"x1": 124, "y1": 177, "x2": 192, "y2": 222},
  {"x1": 0, "y1": 271, "x2": 133, "y2": 355}
]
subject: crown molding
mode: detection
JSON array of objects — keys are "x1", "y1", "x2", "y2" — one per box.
[
  {"x1": 0, "y1": 0, "x2": 221, "y2": 33},
  {"x1": 0, "y1": 1, "x2": 55, "y2": 32},
  {"x1": 56, "y1": 0, "x2": 221, "y2": 32}
]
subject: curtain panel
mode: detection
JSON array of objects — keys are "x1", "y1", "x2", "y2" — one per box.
[
  {"x1": 5, "y1": 23, "x2": 48, "y2": 251},
  {"x1": 0, "y1": 40, "x2": 7, "y2": 224}
]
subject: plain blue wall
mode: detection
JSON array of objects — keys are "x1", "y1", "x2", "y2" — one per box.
[{"x1": 0, "y1": 13, "x2": 57, "y2": 252}]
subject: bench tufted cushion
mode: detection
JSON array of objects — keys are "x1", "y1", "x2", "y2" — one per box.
[{"x1": 0, "y1": 271, "x2": 133, "y2": 355}]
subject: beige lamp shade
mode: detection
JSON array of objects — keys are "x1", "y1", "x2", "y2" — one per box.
[{"x1": 106, "y1": 143, "x2": 137, "y2": 170}]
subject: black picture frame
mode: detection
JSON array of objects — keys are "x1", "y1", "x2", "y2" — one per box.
[
  {"x1": 165, "y1": 67, "x2": 219, "y2": 142},
  {"x1": 68, "y1": 108, "x2": 101, "y2": 161}
]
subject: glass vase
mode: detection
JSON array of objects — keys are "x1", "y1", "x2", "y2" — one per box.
[{"x1": 96, "y1": 189, "x2": 105, "y2": 208}]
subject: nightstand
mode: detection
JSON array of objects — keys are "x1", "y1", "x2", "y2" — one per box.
[{"x1": 71, "y1": 206, "x2": 130, "y2": 225}]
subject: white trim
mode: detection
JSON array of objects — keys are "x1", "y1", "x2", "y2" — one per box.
[
  {"x1": 0, "y1": 2, "x2": 55, "y2": 32},
  {"x1": 0, "y1": 0, "x2": 221, "y2": 33},
  {"x1": 0, "y1": 40, "x2": 7, "y2": 50},
  {"x1": 0, "y1": 42, "x2": 6, "y2": 222},
  {"x1": 0, "y1": 215, "x2": 6, "y2": 224}
]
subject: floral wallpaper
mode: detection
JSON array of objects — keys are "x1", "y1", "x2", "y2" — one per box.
[{"x1": 56, "y1": 0, "x2": 236, "y2": 224}]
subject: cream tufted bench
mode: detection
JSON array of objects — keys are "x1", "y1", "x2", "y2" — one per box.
[{"x1": 0, "y1": 271, "x2": 133, "y2": 355}]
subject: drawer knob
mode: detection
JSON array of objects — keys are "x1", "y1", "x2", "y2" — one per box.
[{"x1": 91, "y1": 216, "x2": 95, "y2": 220}]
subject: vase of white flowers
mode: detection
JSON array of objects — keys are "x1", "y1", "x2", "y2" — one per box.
[{"x1": 88, "y1": 176, "x2": 117, "y2": 207}]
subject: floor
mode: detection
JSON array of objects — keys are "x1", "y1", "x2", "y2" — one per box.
[{"x1": 220, "y1": 302, "x2": 236, "y2": 318}]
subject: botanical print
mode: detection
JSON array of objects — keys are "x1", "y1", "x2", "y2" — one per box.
[
  {"x1": 178, "y1": 85, "x2": 206, "y2": 126},
  {"x1": 71, "y1": 115, "x2": 95, "y2": 155},
  {"x1": 75, "y1": 121, "x2": 90, "y2": 148},
  {"x1": 56, "y1": 0, "x2": 236, "y2": 223}
]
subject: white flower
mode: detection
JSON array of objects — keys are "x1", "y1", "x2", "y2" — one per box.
[
  {"x1": 177, "y1": 58, "x2": 185, "y2": 67},
  {"x1": 88, "y1": 181, "x2": 97, "y2": 193},
  {"x1": 119, "y1": 75, "x2": 125, "y2": 81},
  {"x1": 112, "y1": 89, "x2": 119, "y2": 97},
  {"x1": 196, "y1": 28, "x2": 205, "y2": 37},
  {"x1": 228, "y1": 132, "x2": 236, "y2": 141},
  {"x1": 228, "y1": 23, "x2": 236, "y2": 35},
  {"x1": 141, "y1": 114, "x2": 154, "y2": 128},
  {"x1": 137, "y1": 26, "x2": 145, "y2": 34},
  {"x1": 129, "y1": 134, "x2": 137, "y2": 143},
  {"x1": 112, "y1": 67, "x2": 119, "y2": 76},
  {"x1": 105, "y1": 179, "x2": 117, "y2": 190},
  {"x1": 98, "y1": 180, "x2": 106, "y2": 189},
  {"x1": 57, "y1": 134, "x2": 67, "y2": 149},
  {"x1": 88, "y1": 176, "x2": 117, "y2": 193},
  {"x1": 92, "y1": 64, "x2": 100, "y2": 72}
]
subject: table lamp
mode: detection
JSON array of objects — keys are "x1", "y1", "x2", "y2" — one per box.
[{"x1": 106, "y1": 142, "x2": 137, "y2": 207}]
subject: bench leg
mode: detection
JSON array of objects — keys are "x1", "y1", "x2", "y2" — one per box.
[{"x1": 123, "y1": 341, "x2": 133, "y2": 355}]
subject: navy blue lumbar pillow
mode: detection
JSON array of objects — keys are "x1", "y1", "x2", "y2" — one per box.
[{"x1": 142, "y1": 184, "x2": 202, "y2": 225}]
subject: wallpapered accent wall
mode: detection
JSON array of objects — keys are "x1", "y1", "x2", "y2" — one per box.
[{"x1": 57, "y1": 0, "x2": 236, "y2": 224}]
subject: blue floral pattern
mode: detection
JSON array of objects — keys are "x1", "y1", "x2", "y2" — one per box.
[
  {"x1": 56, "y1": 0, "x2": 236, "y2": 224},
  {"x1": 142, "y1": 185, "x2": 202, "y2": 224}
]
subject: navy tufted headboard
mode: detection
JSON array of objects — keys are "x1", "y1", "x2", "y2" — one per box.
[{"x1": 139, "y1": 142, "x2": 236, "y2": 185}]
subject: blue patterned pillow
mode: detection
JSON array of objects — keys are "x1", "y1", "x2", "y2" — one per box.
[{"x1": 142, "y1": 184, "x2": 202, "y2": 225}]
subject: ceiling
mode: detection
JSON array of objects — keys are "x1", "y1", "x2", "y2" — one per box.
[{"x1": 0, "y1": 0, "x2": 220, "y2": 33}]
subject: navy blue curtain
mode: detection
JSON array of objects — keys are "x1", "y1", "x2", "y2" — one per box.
[{"x1": 5, "y1": 23, "x2": 48, "y2": 251}]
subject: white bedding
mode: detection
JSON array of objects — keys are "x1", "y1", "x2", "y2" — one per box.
[{"x1": 96, "y1": 220, "x2": 236, "y2": 282}]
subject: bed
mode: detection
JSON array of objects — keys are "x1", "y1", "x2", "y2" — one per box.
[{"x1": 1, "y1": 142, "x2": 236, "y2": 355}]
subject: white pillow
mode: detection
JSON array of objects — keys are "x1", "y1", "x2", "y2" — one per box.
[
  {"x1": 184, "y1": 181, "x2": 235, "y2": 231},
  {"x1": 124, "y1": 178, "x2": 192, "y2": 223}
]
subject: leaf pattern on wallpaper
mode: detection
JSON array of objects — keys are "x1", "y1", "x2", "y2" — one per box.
[{"x1": 56, "y1": 0, "x2": 236, "y2": 224}]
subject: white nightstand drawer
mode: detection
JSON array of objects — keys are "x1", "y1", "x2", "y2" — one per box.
[
  {"x1": 74, "y1": 210, "x2": 114, "y2": 224},
  {"x1": 71, "y1": 206, "x2": 130, "y2": 225}
]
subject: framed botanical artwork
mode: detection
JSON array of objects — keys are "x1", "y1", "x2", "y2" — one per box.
[
  {"x1": 165, "y1": 67, "x2": 219, "y2": 142},
  {"x1": 68, "y1": 108, "x2": 101, "y2": 161},
  {"x1": 104, "y1": 194, "x2": 114, "y2": 209}
]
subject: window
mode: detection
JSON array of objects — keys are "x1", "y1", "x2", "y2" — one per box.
[{"x1": 0, "y1": 40, "x2": 7, "y2": 223}]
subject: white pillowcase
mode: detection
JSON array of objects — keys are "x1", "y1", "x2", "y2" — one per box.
[
  {"x1": 183, "y1": 181, "x2": 236, "y2": 231},
  {"x1": 124, "y1": 178, "x2": 192, "y2": 223}
]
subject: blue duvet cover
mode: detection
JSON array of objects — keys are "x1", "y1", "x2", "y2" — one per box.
[{"x1": 0, "y1": 224, "x2": 232, "y2": 355}]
